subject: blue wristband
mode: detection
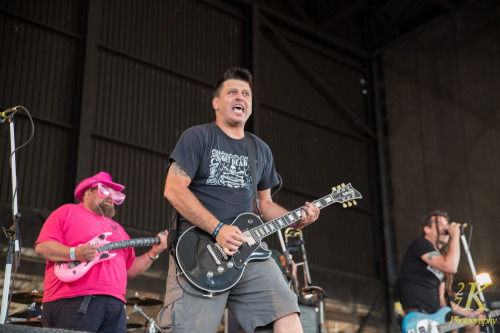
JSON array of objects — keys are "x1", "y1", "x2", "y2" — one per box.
[
  {"x1": 70, "y1": 247, "x2": 76, "y2": 261},
  {"x1": 212, "y1": 222, "x2": 224, "y2": 238}
]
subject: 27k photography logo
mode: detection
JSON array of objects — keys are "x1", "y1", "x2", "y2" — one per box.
[{"x1": 450, "y1": 282, "x2": 498, "y2": 326}]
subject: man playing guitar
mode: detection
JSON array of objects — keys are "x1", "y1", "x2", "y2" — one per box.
[
  {"x1": 157, "y1": 68, "x2": 320, "y2": 333},
  {"x1": 35, "y1": 171, "x2": 168, "y2": 332},
  {"x1": 399, "y1": 210, "x2": 483, "y2": 333}
]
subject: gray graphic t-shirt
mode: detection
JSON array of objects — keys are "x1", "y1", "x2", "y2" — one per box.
[{"x1": 169, "y1": 123, "x2": 279, "y2": 233}]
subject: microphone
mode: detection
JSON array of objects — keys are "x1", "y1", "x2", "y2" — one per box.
[
  {"x1": 443, "y1": 223, "x2": 468, "y2": 235},
  {"x1": 0, "y1": 106, "x2": 22, "y2": 122}
]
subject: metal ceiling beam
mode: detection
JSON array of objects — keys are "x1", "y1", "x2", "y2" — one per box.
[
  {"x1": 317, "y1": 0, "x2": 368, "y2": 32},
  {"x1": 284, "y1": 0, "x2": 313, "y2": 25},
  {"x1": 375, "y1": 0, "x2": 418, "y2": 46},
  {"x1": 429, "y1": 0, "x2": 459, "y2": 10},
  {"x1": 259, "y1": 14, "x2": 376, "y2": 139}
]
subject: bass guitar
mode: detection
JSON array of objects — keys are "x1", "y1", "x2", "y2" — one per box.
[
  {"x1": 402, "y1": 306, "x2": 500, "y2": 333},
  {"x1": 176, "y1": 183, "x2": 362, "y2": 293},
  {"x1": 54, "y1": 232, "x2": 160, "y2": 282}
]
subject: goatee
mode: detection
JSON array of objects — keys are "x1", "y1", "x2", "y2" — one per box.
[{"x1": 99, "y1": 201, "x2": 116, "y2": 218}]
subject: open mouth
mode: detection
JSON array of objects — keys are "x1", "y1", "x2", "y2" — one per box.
[{"x1": 233, "y1": 104, "x2": 244, "y2": 114}]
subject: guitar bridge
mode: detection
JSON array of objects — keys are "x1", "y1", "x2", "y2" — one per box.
[
  {"x1": 214, "y1": 243, "x2": 228, "y2": 260},
  {"x1": 206, "y1": 244, "x2": 221, "y2": 265}
]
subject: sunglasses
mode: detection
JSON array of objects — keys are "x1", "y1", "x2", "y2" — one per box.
[{"x1": 91, "y1": 183, "x2": 126, "y2": 205}]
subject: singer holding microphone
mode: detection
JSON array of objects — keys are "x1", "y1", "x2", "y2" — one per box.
[{"x1": 398, "y1": 210, "x2": 484, "y2": 332}]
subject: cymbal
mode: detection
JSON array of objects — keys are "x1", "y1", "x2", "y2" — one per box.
[
  {"x1": 11, "y1": 291, "x2": 43, "y2": 304},
  {"x1": 9, "y1": 319, "x2": 42, "y2": 327},
  {"x1": 126, "y1": 295, "x2": 162, "y2": 306},
  {"x1": 126, "y1": 322, "x2": 143, "y2": 329},
  {"x1": 8, "y1": 308, "x2": 30, "y2": 317}
]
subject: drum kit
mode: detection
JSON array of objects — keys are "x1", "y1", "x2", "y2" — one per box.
[{"x1": 6, "y1": 289, "x2": 163, "y2": 332}]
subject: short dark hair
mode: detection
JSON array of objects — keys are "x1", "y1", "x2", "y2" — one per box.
[
  {"x1": 420, "y1": 210, "x2": 449, "y2": 237},
  {"x1": 214, "y1": 67, "x2": 253, "y2": 97}
]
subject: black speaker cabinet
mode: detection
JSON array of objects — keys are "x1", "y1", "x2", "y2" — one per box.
[{"x1": 299, "y1": 304, "x2": 320, "y2": 333}]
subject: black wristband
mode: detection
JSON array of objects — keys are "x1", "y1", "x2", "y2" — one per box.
[{"x1": 212, "y1": 222, "x2": 224, "y2": 238}]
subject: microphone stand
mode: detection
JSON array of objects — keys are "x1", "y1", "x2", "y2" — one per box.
[
  {"x1": 460, "y1": 227, "x2": 495, "y2": 333},
  {"x1": 0, "y1": 114, "x2": 22, "y2": 324}
]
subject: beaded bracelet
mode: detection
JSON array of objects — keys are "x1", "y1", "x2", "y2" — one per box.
[
  {"x1": 70, "y1": 247, "x2": 76, "y2": 261},
  {"x1": 212, "y1": 222, "x2": 224, "y2": 238},
  {"x1": 291, "y1": 222, "x2": 303, "y2": 230}
]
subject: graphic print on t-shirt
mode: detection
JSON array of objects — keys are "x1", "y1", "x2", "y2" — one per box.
[
  {"x1": 207, "y1": 149, "x2": 251, "y2": 189},
  {"x1": 427, "y1": 265, "x2": 444, "y2": 282}
]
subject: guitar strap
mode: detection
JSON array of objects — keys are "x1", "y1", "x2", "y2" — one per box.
[
  {"x1": 245, "y1": 132, "x2": 262, "y2": 219},
  {"x1": 167, "y1": 207, "x2": 179, "y2": 254}
]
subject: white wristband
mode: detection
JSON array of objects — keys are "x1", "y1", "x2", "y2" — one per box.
[
  {"x1": 147, "y1": 251, "x2": 159, "y2": 261},
  {"x1": 70, "y1": 247, "x2": 76, "y2": 261}
]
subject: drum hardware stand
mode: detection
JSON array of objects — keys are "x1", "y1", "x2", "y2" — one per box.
[
  {"x1": 284, "y1": 227, "x2": 326, "y2": 329},
  {"x1": 277, "y1": 229, "x2": 299, "y2": 295},
  {"x1": 1, "y1": 111, "x2": 22, "y2": 324},
  {"x1": 285, "y1": 228, "x2": 312, "y2": 285},
  {"x1": 460, "y1": 225, "x2": 496, "y2": 333},
  {"x1": 132, "y1": 304, "x2": 161, "y2": 332}
]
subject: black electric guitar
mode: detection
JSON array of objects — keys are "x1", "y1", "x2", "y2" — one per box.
[{"x1": 175, "y1": 183, "x2": 362, "y2": 293}]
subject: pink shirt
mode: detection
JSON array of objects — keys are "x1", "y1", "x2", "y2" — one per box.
[{"x1": 35, "y1": 204, "x2": 135, "y2": 303}]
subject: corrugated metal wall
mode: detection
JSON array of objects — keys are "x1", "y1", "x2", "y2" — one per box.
[
  {"x1": 76, "y1": 0, "x2": 246, "y2": 237},
  {"x1": 383, "y1": 0, "x2": 500, "y2": 283},
  {"x1": 0, "y1": 0, "x2": 85, "y2": 239},
  {"x1": 253, "y1": 12, "x2": 381, "y2": 278}
]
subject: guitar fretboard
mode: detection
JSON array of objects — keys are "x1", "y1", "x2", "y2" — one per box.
[
  {"x1": 248, "y1": 183, "x2": 359, "y2": 242},
  {"x1": 98, "y1": 237, "x2": 160, "y2": 253}
]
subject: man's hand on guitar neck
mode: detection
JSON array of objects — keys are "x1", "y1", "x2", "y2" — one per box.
[
  {"x1": 215, "y1": 224, "x2": 246, "y2": 256},
  {"x1": 293, "y1": 201, "x2": 320, "y2": 229}
]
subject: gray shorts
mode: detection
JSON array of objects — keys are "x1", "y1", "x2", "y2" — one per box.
[{"x1": 158, "y1": 253, "x2": 299, "y2": 333}]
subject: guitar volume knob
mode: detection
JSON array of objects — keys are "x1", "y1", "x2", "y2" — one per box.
[
  {"x1": 217, "y1": 266, "x2": 224, "y2": 273},
  {"x1": 227, "y1": 261, "x2": 234, "y2": 268},
  {"x1": 207, "y1": 271, "x2": 213, "y2": 278}
]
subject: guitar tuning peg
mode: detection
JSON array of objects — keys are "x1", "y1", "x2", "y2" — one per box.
[
  {"x1": 353, "y1": 200, "x2": 357, "y2": 206},
  {"x1": 341, "y1": 183, "x2": 345, "y2": 187},
  {"x1": 347, "y1": 201, "x2": 353, "y2": 207},
  {"x1": 342, "y1": 203, "x2": 347, "y2": 208},
  {"x1": 331, "y1": 187, "x2": 336, "y2": 191},
  {"x1": 337, "y1": 185, "x2": 341, "y2": 190}
]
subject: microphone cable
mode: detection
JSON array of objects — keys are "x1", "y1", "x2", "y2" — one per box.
[{"x1": 271, "y1": 173, "x2": 283, "y2": 199}]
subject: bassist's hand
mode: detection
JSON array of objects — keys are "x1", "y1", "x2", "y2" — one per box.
[
  {"x1": 75, "y1": 244, "x2": 98, "y2": 262},
  {"x1": 216, "y1": 224, "x2": 246, "y2": 256}
]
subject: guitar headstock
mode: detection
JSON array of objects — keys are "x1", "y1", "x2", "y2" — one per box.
[{"x1": 330, "y1": 183, "x2": 362, "y2": 208}]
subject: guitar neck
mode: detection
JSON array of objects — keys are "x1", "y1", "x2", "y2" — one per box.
[
  {"x1": 98, "y1": 237, "x2": 160, "y2": 253},
  {"x1": 438, "y1": 308, "x2": 500, "y2": 332},
  {"x1": 249, "y1": 194, "x2": 336, "y2": 241}
]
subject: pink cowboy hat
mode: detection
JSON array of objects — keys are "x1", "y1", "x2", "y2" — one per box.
[{"x1": 74, "y1": 171, "x2": 125, "y2": 202}]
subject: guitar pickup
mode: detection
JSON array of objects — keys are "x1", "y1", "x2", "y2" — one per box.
[{"x1": 243, "y1": 231, "x2": 256, "y2": 245}]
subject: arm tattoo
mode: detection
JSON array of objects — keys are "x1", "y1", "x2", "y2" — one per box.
[
  {"x1": 170, "y1": 162, "x2": 191, "y2": 180},
  {"x1": 427, "y1": 251, "x2": 442, "y2": 261}
]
